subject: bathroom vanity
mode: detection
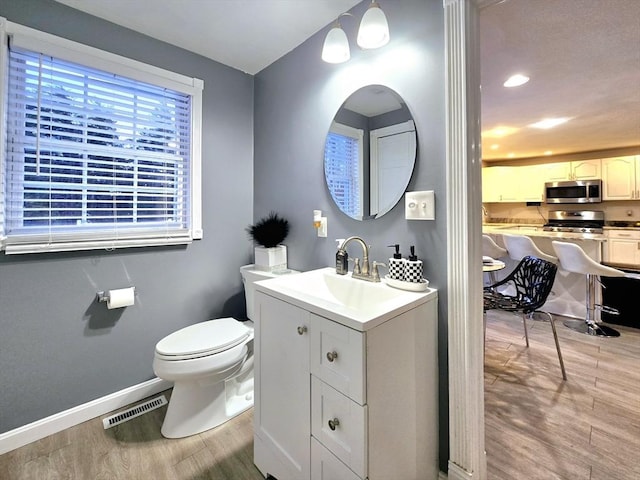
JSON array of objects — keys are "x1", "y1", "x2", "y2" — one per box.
[{"x1": 252, "y1": 268, "x2": 439, "y2": 480}]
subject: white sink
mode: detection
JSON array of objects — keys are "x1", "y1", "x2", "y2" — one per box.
[{"x1": 253, "y1": 267, "x2": 437, "y2": 331}]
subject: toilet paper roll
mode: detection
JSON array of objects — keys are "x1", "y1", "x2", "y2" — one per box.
[{"x1": 107, "y1": 287, "x2": 135, "y2": 309}]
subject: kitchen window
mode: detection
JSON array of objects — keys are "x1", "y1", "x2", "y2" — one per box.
[{"x1": 0, "y1": 20, "x2": 203, "y2": 254}]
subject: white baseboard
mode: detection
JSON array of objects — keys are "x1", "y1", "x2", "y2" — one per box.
[
  {"x1": 0, "y1": 377, "x2": 172, "y2": 455},
  {"x1": 439, "y1": 470, "x2": 449, "y2": 480}
]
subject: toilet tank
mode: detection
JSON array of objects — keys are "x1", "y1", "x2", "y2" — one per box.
[{"x1": 240, "y1": 265, "x2": 298, "y2": 320}]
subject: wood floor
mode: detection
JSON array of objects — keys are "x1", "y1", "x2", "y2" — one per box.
[
  {"x1": 0, "y1": 389, "x2": 264, "y2": 480},
  {"x1": 484, "y1": 310, "x2": 640, "y2": 480},
  {"x1": 1, "y1": 313, "x2": 638, "y2": 480}
]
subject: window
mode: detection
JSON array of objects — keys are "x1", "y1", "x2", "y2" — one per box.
[
  {"x1": 0, "y1": 21, "x2": 203, "y2": 254},
  {"x1": 324, "y1": 122, "x2": 364, "y2": 219}
]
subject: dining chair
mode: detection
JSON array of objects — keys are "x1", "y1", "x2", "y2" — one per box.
[{"x1": 483, "y1": 255, "x2": 566, "y2": 380}]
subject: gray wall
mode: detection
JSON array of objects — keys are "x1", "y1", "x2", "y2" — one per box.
[
  {"x1": 254, "y1": 0, "x2": 448, "y2": 469},
  {"x1": 0, "y1": 0, "x2": 255, "y2": 433}
]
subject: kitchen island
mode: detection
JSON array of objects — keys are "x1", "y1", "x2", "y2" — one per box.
[{"x1": 483, "y1": 225, "x2": 607, "y2": 320}]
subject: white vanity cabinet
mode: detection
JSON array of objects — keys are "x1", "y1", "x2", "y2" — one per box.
[
  {"x1": 253, "y1": 293, "x2": 311, "y2": 480},
  {"x1": 253, "y1": 288, "x2": 439, "y2": 480}
]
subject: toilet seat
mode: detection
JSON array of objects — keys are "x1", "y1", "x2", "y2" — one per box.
[{"x1": 155, "y1": 317, "x2": 251, "y2": 361}]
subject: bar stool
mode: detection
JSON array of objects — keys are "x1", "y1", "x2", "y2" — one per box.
[
  {"x1": 502, "y1": 234, "x2": 558, "y2": 263},
  {"x1": 551, "y1": 240, "x2": 624, "y2": 337},
  {"x1": 482, "y1": 234, "x2": 508, "y2": 284}
]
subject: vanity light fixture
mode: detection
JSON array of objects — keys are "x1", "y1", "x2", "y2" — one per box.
[
  {"x1": 503, "y1": 73, "x2": 530, "y2": 88},
  {"x1": 322, "y1": 1, "x2": 390, "y2": 64},
  {"x1": 321, "y1": 17, "x2": 351, "y2": 64},
  {"x1": 357, "y1": 1, "x2": 390, "y2": 49}
]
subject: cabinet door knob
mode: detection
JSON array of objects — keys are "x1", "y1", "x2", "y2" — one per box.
[
  {"x1": 328, "y1": 418, "x2": 340, "y2": 431},
  {"x1": 326, "y1": 351, "x2": 338, "y2": 362},
  {"x1": 297, "y1": 326, "x2": 307, "y2": 335}
]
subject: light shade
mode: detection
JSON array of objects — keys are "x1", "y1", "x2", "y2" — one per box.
[
  {"x1": 357, "y1": 1, "x2": 389, "y2": 49},
  {"x1": 322, "y1": 24, "x2": 350, "y2": 63}
]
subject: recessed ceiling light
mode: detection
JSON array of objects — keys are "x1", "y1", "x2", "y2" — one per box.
[
  {"x1": 529, "y1": 117, "x2": 571, "y2": 129},
  {"x1": 544, "y1": 150, "x2": 553, "y2": 156},
  {"x1": 482, "y1": 126, "x2": 518, "y2": 138},
  {"x1": 490, "y1": 144, "x2": 500, "y2": 150},
  {"x1": 503, "y1": 74, "x2": 530, "y2": 88},
  {"x1": 507, "y1": 153, "x2": 515, "y2": 158}
]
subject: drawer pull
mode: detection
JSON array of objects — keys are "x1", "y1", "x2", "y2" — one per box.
[
  {"x1": 328, "y1": 418, "x2": 340, "y2": 431},
  {"x1": 297, "y1": 326, "x2": 307, "y2": 335},
  {"x1": 326, "y1": 351, "x2": 339, "y2": 362}
]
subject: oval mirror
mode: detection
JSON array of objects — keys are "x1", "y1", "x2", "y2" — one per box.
[{"x1": 324, "y1": 85, "x2": 416, "y2": 220}]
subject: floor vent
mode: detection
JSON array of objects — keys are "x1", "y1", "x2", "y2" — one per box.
[{"x1": 102, "y1": 395, "x2": 168, "y2": 429}]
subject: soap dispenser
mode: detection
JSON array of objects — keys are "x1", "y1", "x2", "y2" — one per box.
[
  {"x1": 405, "y1": 245, "x2": 423, "y2": 283},
  {"x1": 335, "y1": 239, "x2": 348, "y2": 275},
  {"x1": 387, "y1": 244, "x2": 405, "y2": 281}
]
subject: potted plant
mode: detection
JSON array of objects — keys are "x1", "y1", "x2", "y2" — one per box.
[{"x1": 247, "y1": 212, "x2": 290, "y2": 272}]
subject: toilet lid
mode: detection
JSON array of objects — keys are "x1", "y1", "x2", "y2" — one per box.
[{"x1": 155, "y1": 317, "x2": 251, "y2": 359}]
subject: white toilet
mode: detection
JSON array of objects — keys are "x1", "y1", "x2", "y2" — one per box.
[{"x1": 153, "y1": 264, "x2": 289, "y2": 438}]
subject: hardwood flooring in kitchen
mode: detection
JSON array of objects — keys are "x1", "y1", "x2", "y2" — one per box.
[
  {"x1": 2, "y1": 312, "x2": 638, "y2": 480},
  {"x1": 484, "y1": 310, "x2": 640, "y2": 480}
]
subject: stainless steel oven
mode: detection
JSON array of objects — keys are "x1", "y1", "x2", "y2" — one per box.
[{"x1": 544, "y1": 179, "x2": 602, "y2": 204}]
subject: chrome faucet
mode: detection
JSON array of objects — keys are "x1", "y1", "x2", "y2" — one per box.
[{"x1": 336, "y1": 236, "x2": 383, "y2": 282}]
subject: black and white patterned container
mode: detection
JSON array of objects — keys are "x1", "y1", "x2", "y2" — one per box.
[
  {"x1": 404, "y1": 259, "x2": 423, "y2": 283},
  {"x1": 388, "y1": 258, "x2": 406, "y2": 280}
]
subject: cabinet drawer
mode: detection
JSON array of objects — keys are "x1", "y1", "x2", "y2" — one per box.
[
  {"x1": 607, "y1": 229, "x2": 640, "y2": 240},
  {"x1": 311, "y1": 437, "x2": 362, "y2": 480},
  {"x1": 310, "y1": 314, "x2": 366, "y2": 404},
  {"x1": 311, "y1": 376, "x2": 367, "y2": 478}
]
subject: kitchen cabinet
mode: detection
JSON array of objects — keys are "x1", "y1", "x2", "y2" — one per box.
[
  {"x1": 482, "y1": 166, "x2": 517, "y2": 202},
  {"x1": 253, "y1": 289, "x2": 439, "y2": 480},
  {"x1": 604, "y1": 229, "x2": 640, "y2": 267},
  {"x1": 602, "y1": 156, "x2": 640, "y2": 200},
  {"x1": 482, "y1": 165, "x2": 543, "y2": 202},
  {"x1": 542, "y1": 159, "x2": 601, "y2": 182},
  {"x1": 519, "y1": 164, "x2": 544, "y2": 201}
]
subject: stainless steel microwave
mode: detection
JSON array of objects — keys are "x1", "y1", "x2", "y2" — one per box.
[{"x1": 544, "y1": 179, "x2": 602, "y2": 204}]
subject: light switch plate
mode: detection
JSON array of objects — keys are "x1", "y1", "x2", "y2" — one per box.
[{"x1": 405, "y1": 191, "x2": 435, "y2": 220}]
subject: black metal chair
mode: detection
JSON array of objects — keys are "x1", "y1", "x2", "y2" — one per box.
[{"x1": 483, "y1": 255, "x2": 566, "y2": 380}]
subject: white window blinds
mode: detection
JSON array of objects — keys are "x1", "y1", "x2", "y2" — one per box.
[
  {"x1": 324, "y1": 122, "x2": 364, "y2": 219},
  {"x1": 3, "y1": 33, "x2": 201, "y2": 254}
]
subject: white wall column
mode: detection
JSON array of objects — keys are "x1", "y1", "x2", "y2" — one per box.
[{"x1": 443, "y1": 0, "x2": 485, "y2": 478}]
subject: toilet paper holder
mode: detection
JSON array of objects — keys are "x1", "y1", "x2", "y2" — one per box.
[{"x1": 96, "y1": 287, "x2": 136, "y2": 303}]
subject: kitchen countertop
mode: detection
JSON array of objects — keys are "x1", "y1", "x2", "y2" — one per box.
[{"x1": 483, "y1": 224, "x2": 607, "y2": 241}]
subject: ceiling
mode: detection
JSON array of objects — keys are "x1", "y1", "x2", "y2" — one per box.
[
  {"x1": 54, "y1": 0, "x2": 362, "y2": 74},
  {"x1": 480, "y1": 0, "x2": 640, "y2": 161},
  {"x1": 54, "y1": 0, "x2": 640, "y2": 161}
]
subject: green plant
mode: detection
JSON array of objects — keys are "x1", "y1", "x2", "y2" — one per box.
[{"x1": 246, "y1": 212, "x2": 289, "y2": 248}]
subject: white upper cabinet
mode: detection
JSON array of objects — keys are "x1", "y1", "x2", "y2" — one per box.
[
  {"x1": 482, "y1": 165, "x2": 543, "y2": 203},
  {"x1": 520, "y1": 164, "x2": 544, "y2": 201},
  {"x1": 542, "y1": 159, "x2": 601, "y2": 182},
  {"x1": 602, "y1": 156, "x2": 640, "y2": 200}
]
